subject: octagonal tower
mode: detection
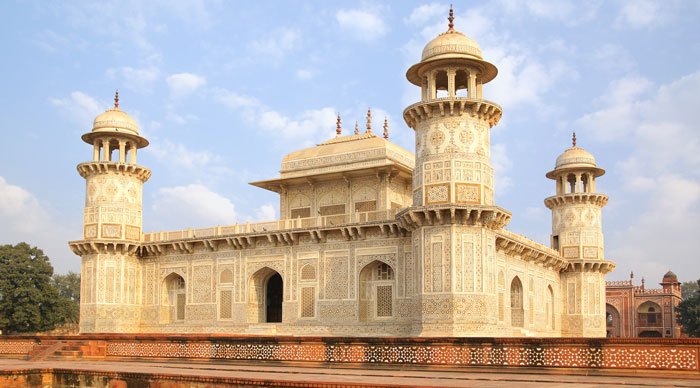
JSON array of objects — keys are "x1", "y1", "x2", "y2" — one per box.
[
  {"x1": 545, "y1": 133, "x2": 615, "y2": 336},
  {"x1": 69, "y1": 92, "x2": 151, "y2": 333},
  {"x1": 399, "y1": 8, "x2": 511, "y2": 336}
]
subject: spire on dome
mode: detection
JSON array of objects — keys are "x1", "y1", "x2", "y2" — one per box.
[
  {"x1": 448, "y1": 5, "x2": 455, "y2": 31},
  {"x1": 336, "y1": 113, "x2": 342, "y2": 136},
  {"x1": 383, "y1": 117, "x2": 389, "y2": 139},
  {"x1": 366, "y1": 108, "x2": 372, "y2": 133},
  {"x1": 355, "y1": 121, "x2": 359, "y2": 135},
  {"x1": 114, "y1": 90, "x2": 119, "y2": 109},
  {"x1": 572, "y1": 131, "x2": 577, "y2": 147}
]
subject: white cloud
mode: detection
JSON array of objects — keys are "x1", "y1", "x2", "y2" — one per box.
[
  {"x1": 106, "y1": 66, "x2": 160, "y2": 94},
  {"x1": 49, "y1": 91, "x2": 104, "y2": 125},
  {"x1": 259, "y1": 107, "x2": 337, "y2": 141},
  {"x1": 250, "y1": 28, "x2": 301, "y2": 60},
  {"x1": 405, "y1": 3, "x2": 444, "y2": 25},
  {"x1": 296, "y1": 69, "x2": 314, "y2": 80},
  {"x1": 254, "y1": 204, "x2": 276, "y2": 222},
  {"x1": 576, "y1": 76, "x2": 654, "y2": 142},
  {"x1": 615, "y1": 0, "x2": 672, "y2": 29},
  {"x1": 336, "y1": 7, "x2": 388, "y2": 41},
  {"x1": 213, "y1": 88, "x2": 260, "y2": 109},
  {"x1": 166, "y1": 72, "x2": 206, "y2": 97},
  {"x1": 0, "y1": 176, "x2": 76, "y2": 273},
  {"x1": 148, "y1": 140, "x2": 214, "y2": 169},
  {"x1": 577, "y1": 70, "x2": 700, "y2": 282},
  {"x1": 499, "y1": 0, "x2": 600, "y2": 25},
  {"x1": 150, "y1": 184, "x2": 237, "y2": 230},
  {"x1": 214, "y1": 88, "x2": 336, "y2": 145},
  {"x1": 591, "y1": 44, "x2": 636, "y2": 75}
]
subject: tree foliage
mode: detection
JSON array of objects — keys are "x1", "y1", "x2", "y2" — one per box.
[
  {"x1": 677, "y1": 279, "x2": 700, "y2": 337},
  {"x1": 52, "y1": 272, "x2": 81, "y2": 325},
  {"x1": 681, "y1": 280, "x2": 699, "y2": 300},
  {"x1": 0, "y1": 242, "x2": 78, "y2": 334}
]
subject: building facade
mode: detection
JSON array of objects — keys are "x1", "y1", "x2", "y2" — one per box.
[
  {"x1": 69, "y1": 10, "x2": 615, "y2": 337},
  {"x1": 605, "y1": 271, "x2": 683, "y2": 338}
]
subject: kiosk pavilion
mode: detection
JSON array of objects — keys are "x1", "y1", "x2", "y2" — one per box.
[{"x1": 69, "y1": 10, "x2": 614, "y2": 337}]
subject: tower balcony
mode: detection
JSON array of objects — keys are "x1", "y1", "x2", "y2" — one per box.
[
  {"x1": 544, "y1": 193, "x2": 609, "y2": 209},
  {"x1": 403, "y1": 97, "x2": 502, "y2": 129},
  {"x1": 395, "y1": 204, "x2": 511, "y2": 230},
  {"x1": 77, "y1": 161, "x2": 151, "y2": 182}
]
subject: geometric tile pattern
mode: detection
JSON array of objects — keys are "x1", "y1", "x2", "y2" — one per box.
[
  {"x1": 0, "y1": 341, "x2": 38, "y2": 354},
  {"x1": 104, "y1": 340, "x2": 700, "y2": 371}
]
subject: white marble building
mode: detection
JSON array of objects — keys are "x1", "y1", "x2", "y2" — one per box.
[{"x1": 70, "y1": 10, "x2": 614, "y2": 337}]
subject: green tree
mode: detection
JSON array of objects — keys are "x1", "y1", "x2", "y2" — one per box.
[
  {"x1": 52, "y1": 272, "x2": 80, "y2": 325},
  {"x1": 0, "y1": 243, "x2": 64, "y2": 334},
  {"x1": 681, "y1": 280, "x2": 699, "y2": 300},
  {"x1": 677, "y1": 279, "x2": 700, "y2": 337}
]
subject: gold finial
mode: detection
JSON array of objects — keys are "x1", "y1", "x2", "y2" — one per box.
[
  {"x1": 383, "y1": 117, "x2": 389, "y2": 139},
  {"x1": 448, "y1": 5, "x2": 454, "y2": 31},
  {"x1": 572, "y1": 131, "x2": 577, "y2": 147},
  {"x1": 366, "y1": 108, "x2": 372, "y2": 133},
  {"x1": 114, "y1": 90, "x2": 119, "y2": 109},
  {"x1": 355, "y1": 121, "x2": 359, "y2": 135},
  {"x1": 336, "y1": 113, "x2": 342, "y2": 136}
]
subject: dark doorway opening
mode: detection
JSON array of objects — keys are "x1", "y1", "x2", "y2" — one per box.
[
  {"x1": 266, "y1": 273, "x2": 283, "y2": 323},
  {"x1": 639, "y1": 330, "x2": 662, "y2": 338}
]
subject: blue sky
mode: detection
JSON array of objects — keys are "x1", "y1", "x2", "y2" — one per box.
[{"x1": 1, "y1": 1, "x2": 699, "y2": 285}]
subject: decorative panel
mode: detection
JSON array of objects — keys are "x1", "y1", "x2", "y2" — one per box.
[
  {"x1": 425, "y1": 184, "x2": 449, "y2": 204},
  {"x1": 301, "y1": 287, "x2": 315, "y2": 318},
  {"x1": 376, "y1": 285, "x2": 393, "y2": 317},
  {"x1": 455, "y1": 183, "x2": 480, "y2": 204},
  {"x1": 219, "y1": 290, "x2": 232, "y2": 320},
  {"x1": 102, "y1": 224, "x2": 121, "y2": 239}
]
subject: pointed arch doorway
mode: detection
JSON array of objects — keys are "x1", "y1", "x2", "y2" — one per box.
[{"x1": 249, "y1": 267, "x2": 283, "y2": 323}]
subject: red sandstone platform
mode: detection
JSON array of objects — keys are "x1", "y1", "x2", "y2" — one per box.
[
  {"x1": 2, "y1": 335, "x2": 700, "y2": 387},
  {"x1": 2, "y1": 358, "x2": 700, "y2": 387}
]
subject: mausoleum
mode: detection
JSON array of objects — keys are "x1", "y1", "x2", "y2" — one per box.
[{"x1": 69, "y1": 9, "x2": 615, "y2": 337}]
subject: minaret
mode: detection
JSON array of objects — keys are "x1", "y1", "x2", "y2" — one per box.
[
  {"x1": 69, "y1": 91, "x2": 150, "y2": 333},
  {"x1": 545, "y1": 133, "x2": 614, "y2": 336},
  {"x1": 400, "y1": 8, "x2": 510, "y2": 336}
]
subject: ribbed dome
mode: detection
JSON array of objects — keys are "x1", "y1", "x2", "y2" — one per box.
[
  {"x1": 421, "y1": 30, "x2": 483, "y2": 62},
  {"x1": 663, "y1": 270, "x2": 678, "y2": 280},
  {"x1": 555, "y1": 147, "x2": 597, "y2": 169},
  {"x1": 545, "y1": 136, "x2": 605, "y2": 179},
  {"x1": 405, "y1": 9, "x2": 498, "y2": 86},
  {"x1": 92, "y1": 108, "x2": 139, "y2": 136},
  {"x1": 81, "y1": 93, "x2": 148, "y2": 148}
]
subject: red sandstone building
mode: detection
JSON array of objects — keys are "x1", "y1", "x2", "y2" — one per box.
[{"x1": 605, "y1": 271, "x2": 682, "y2": 338}]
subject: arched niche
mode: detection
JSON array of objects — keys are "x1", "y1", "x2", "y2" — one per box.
[
  {"x1": 510, "y1": 276, "x2": 524, "y2": 327},
  {"x1": 248, "y1": 267, "x2": 283, "y2": 323},
  {"x1": 358, "y1": 260, "x2": 395, "y2": 322}
]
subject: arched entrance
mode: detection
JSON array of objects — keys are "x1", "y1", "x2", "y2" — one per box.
[
  {"x1": 359, "y1": 260, "x2": 395, "y2": 322},
  {"x1": 606, "y1": 304, "x2": 621, "y2": 337},
  {"x1": 510, "y1": 277, "x2": 524, "y2": 327},
  {"x1": 162, "y1": 273, "x2": 186, "y2": 323},
  {"x1": 639, "y1": 330, "x2": 662, "y2": 337},
  {"x1": 638, "y1": 301, "x2": 662, "y2": 327},
  {"x1": 249, "y1": 267, "x2": 283, "y2": 323}
]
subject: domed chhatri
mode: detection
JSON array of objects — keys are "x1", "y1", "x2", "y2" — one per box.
[
  {"x1": 81, "y1": 91, "x2": 149, "y2": 148},
  {"x1": 546, "y1": 132, "x2": 604, "y2": 179},
  {"x1": 664, "y1": 270, "x2": 678, "y2": 280},
  {"x1": 407, "y1": 6, "x2": 498, "y2": 86}
]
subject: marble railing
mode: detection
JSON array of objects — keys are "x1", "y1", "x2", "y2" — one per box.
[{"x1": 143, "y1": 208, "x2": 400, "y2": 243}]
